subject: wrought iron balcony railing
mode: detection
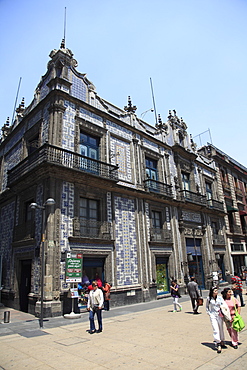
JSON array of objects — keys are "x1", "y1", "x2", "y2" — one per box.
[
  {"x1": 207, "y1": 199, "x2": 225, "y2": 212},
  {"x1": 179, "y1": 190, "x2": 207, "y2": 206},
  {"x1": 150, "y1": 228, "x2": 173, "y2": 243},
  {"x1": 222, "y1": 181, "x2": 231, "y2": 191},
  {"x1": 229, "y1": 224, "x2": 242, "y2": 234},
  {"x1": 7, "y1": 144, "x2": 119, "y2": 185},
  {"x1": 73, "y1": 218, "x2": 112, "y2": 239},
  {"x1": 144, "y1": 179, "x2": 173, "y2": 197},
  {"x1": 212, "y1": 234, "x2": 225, "y2": 245},
  {"x1": 13, "y1": 221, "x2": 35, "y2": 242}
]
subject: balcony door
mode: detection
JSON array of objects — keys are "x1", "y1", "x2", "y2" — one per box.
[
  {"x1": 146, "y1": 157, "x2": 158, "y2": 190},
  {"x1": 79, "y1": 132, "x2": 99, "y2": 173}
]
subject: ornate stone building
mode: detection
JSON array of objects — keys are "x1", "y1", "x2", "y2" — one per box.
[
  {"x1": 0, "y1": 42, "x2": 227, "y2": 316},
  {"x1": 198, "y1": 144, "x2": 247, "y2": 275}
]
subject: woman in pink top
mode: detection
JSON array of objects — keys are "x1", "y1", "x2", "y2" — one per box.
[{"x1": 221, "y1": 288, "x2": 241, "y2": 349}]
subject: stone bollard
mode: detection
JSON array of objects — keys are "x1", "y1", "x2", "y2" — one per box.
[{"x1": 4, "y1": 311, "x2": 10, "y2": 323}]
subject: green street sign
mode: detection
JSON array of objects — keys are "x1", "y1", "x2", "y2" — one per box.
[{"x1": 66, "y1": 256, "x2": 82, "y2": 283}]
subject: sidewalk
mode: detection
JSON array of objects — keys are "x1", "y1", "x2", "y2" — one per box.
[{"x1": 0, "y1": 295, "x2": 247, "y2": 369}]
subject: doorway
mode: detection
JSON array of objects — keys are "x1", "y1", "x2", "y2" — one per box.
[
  {"x1": 156, "y1": 257, "x2": 169, "y2": 294},
  {"x1": 186, "y1": 238, "x2": 205, "y2": 289},
  {"x1": 19, "y1": 259, "x2": 32, "y2": 312}
]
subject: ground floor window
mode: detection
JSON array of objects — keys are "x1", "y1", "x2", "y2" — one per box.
[{"x1": 156, "y1": 257, "x2": 169, "y2": 294}]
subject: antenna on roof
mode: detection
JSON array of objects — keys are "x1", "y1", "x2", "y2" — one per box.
[
  {"x1": 64, "y1": 7, "x2": 67, "y2": 46},
  {"x1": 150, "y1": 77, "x2": 158, "y2": 126},
  {"x1": 11, "y1": 77, "x2": 22, "y2": 125},
  {"x1": 60, "y1": 7, "x2": 67, "y2": 48}
]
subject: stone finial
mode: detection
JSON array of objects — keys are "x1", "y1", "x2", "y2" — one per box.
[
  {"x1": 2, "y1": 118, "x2": 11, "y2": 138},
  {"x1": 60, "y1": 38, "x2": 65, "y2": 49},
  {"x1": 16, "y1": 97, "x2": 25, "y2": 114},
  {"x1": 124, "y1": 96, "x2": 137, "y2": 113}
]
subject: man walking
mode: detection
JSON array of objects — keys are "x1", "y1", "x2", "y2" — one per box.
[
  {"x1": 232, "y1": 272, "x2": 245, "y2": 307},
  {"x1": 187, "y1": 277, "x2": 201, "y2": 314},
  {"x1": 87, "y1": 281, "x2": 104, "y2": 334}
]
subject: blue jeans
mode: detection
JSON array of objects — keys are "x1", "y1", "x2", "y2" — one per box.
[
  {"x1": 89, "y1": 308, "x2": 103, "y2": 331},
  {"x1": 234, "y1": 290, "x2": 245, "y2": 307}
]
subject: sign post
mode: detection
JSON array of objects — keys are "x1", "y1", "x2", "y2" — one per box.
[{"x1": 64, "y1": 252, "x2": 82, "y2": 319}]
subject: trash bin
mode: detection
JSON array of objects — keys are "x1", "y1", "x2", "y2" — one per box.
[{"x1": 4, "y1": 311, "x2": 10, "y2": 323}]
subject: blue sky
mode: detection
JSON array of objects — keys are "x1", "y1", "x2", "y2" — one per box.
[{"x1": 1, "y1": 0, "x2": 247, "y2": 166}]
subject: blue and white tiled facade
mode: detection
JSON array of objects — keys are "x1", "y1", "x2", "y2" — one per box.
[
  {"x1": 114, "y1": 196, "x2": 139, "y2": 286},
  {"x1": 60, "y1": 181, "x2": 74, "y2": 252},
  {"x1": 0, "y1": 201, "x2": 15, "y2": 288}
]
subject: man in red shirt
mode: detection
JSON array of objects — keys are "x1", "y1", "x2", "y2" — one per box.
[{"x1": 232, "y1": 272, "x2": 245, "y2": 307}]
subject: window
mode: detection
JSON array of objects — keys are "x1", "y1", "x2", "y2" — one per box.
[
  {"x1": 211, "y1": 221, "x2": 218, "y2": 235},
  {"x1": 151, "y1": 211, "x2": 162, "y2": 229},
  {"x1": 80, "y1": 132, "x2": 99, "y2": 160},
  {"x1": 79, "y1": 198, "x2": 99, "y2": 237},
  {"x1": 146, "y1": 158, "x2": 157, "y2": 181},
  {"x1": 146, "y1": 157, "x2": 158, "y2": 191},
  {"x1": 231, "y1": 244, "x2": 244, "y2": 252},
  {"x1": 79, "y1": 132, "x2": 99, "y2": 173},
  {"x1": 28, "y1": 135, "x2": 39, "y2": 155},
  {"x1": 206, "y1": 181, "x2": 213, "y2": 205},
  {"x1": 220, "y1": 167, "x2": 228, "y2": 183},
  {"x1": 234, "y1": 177, "x2": 239, "y2": 188},
  {"x1": 25, "y1": 200, "x2": 34, "y2": 222},
  {"x1": 80, "y1": 198, "x2": 98, "y2": 221},
  {"x1": 182, "y1": 172, "x2": 190, "y2": 191}
]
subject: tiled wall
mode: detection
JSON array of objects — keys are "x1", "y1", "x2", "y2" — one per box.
[
  {"x1": 60, "y1": 181, "x2": 74, "y2": 252},
  {"x1": 0, "y1": 201, "x2": 15, "y2": 288},
  {"x1": 114, "y1": 196, "x2": 139, "y2": 286}
]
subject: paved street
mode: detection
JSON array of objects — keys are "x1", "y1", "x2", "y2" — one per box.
[{"x1": 0, "y1": 292, "x2": 247, "y2": 369}]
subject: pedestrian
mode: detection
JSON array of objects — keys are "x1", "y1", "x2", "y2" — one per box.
[
  {"x1": 221, "y1": 287, "x2": 241, "y2": 349},
  {"x1": 170, "y1": 280, "x2": 182, "y2": 312},
  {"x1": 231, "y1": 272, "x2": 245, "y2": 307},
  {"x1": 206, "y1": 286, "x2": 226, "y2": 353},
  {"x1": 87, "y1": 281, "x2": 104, "y2": 334},
  {"x1": 95, "y1": 272, "x2": 103, "y2": 288},
  {"x1": 187, "y1": 276, "x2": 201, "y2": 314},
  {"x1": 102, "y1": 281, "x2": 111, "y2": 311}
]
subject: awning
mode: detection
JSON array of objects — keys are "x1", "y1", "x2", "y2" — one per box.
[
  {"x1": 226, "y1": 205, "x2": 239, "y2": 212},
  {"x1": 239, "y1": 210, "x2": 247, "y2": 216}
]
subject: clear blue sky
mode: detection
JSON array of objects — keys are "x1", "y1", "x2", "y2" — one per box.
[{"x1": 1, "y1": 0, "x2": 247, "y2": 166}]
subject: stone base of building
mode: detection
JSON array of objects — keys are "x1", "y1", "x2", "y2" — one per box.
[{"x1": 35, "y1": 300, "x2": 62, "y2": 318}]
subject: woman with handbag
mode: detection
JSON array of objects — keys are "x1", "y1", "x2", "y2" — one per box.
[
  {"x1": 170, "y1": 280, "x2": 182, "y2": 312},
  {"x1": 206, "y1": 286, "x2": 226, "y2": 353},
  {"x1": 221, "y1": 288, "x2": 241, "y2": 349}
]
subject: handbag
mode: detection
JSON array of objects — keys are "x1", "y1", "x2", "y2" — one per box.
[
  {"x1": 220, "y1": 300, "x2": 231, "y2": 322},
  {"x1": 232, "y1": 299, "x2": 245, "y2": 332}
]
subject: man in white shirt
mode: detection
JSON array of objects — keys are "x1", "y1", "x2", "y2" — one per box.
[{"x1": 87, "y1": 281, "x2": 104, "y2": 334}]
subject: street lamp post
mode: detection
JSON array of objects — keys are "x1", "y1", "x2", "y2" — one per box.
[{"x1": 30, "y1": 198, "x2": 55, "y2": 329}]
